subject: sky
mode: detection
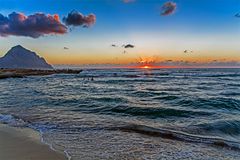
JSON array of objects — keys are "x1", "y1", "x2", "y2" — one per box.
[{"x1": 0, "y1": 0, "x2": 240, "y2": 67}]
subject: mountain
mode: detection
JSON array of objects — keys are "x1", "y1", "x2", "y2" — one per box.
[{"x1": 0, "y1": 45, "x2": 53, "y2": 69}]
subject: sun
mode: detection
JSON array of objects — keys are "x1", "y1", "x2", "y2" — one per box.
[{"x1": 141, "y1": 65, "x2": 151, "y2": 69}]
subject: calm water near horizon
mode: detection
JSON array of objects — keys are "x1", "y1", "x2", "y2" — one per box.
[{"x1": 0, "y1": 68, "x2": 240, "y2": 159}]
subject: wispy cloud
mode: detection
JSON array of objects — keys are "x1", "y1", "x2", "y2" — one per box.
[
  {"x1": 0, "y1": 12, "x2": 67, "y2": 38},
  {"x1": 161, "y1": 2, "x2": 177, "y2": 16},
  {"x1": 235, "y1": 13, "x2": 240, "y2": 18},
  {"x1": 122, "y1": 0, "x2": 135, "y2": 3},
  {"x1": 138, "y1": 57, "x2": 157, "y2": 65},
  {"x1": 154, "y1": 60, "x2": 240, "y2": 67}
]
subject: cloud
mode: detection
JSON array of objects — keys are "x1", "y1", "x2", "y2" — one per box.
[
  {"x1": 63, "y1": 11, "x2": 96, "y2": 27},
  {"x1": 123, "y1": 44, "x2": 135, "y2": 48},
  {"x1": 111, "y1": 44, "x2": 117, "y2": 47},
  {"x1": 0, "y1": 12, "x2": 67, "y2": 38},
  {"x1": 123, "y1": 0, "x2": 135, "y2": 3},
  {"x1": 184, "y1": 50, "x2": 193, "y2": 53},
  {"x1": 137, "y1": 57, "x2": 157, "y2": 65},
  {"x1": 235, "y1": 13, "x2": 240, "y2": 18},
  {"x1": 153, "y1": 60, "x2": 240, "y2": 67},
  {"x1": 161, "y1": 2, "x2": 177, "y2": 16},
  {"x1": 111, "y1": 43, "x2": 135, "y2": 48},
  {"x1": 64, "y1": 47, "x2": 69, "y2": 50}
]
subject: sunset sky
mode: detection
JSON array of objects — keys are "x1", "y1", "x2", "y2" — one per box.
[{"x1": 0, "y1": 0, "x2": 239, "y2": 67}]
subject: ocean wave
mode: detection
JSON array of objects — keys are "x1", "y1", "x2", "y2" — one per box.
[
  {"x1": 176, "y1": 97, "x2": 240, "y2": 111},
  {"x1": 104, "y1": 105, "x2": 211, "y2": 118},
  {"x1": 0, "y1": 113, "x2": 27, "y2": 127},
  {"x1": 203, "y1": 74, "x2": 240, "y2": 78},
  {"x1": 132, "y1": 90, "x2": 181, "y2": 98},
  {"x1": 114, "y1": 124, "x2": 240, "y2": 150},
  {"x1": 153, "y1": 95, "x2": 179, "y2": 101},
  {"x1": 220, "y1": 91, "x2": 240, "y2": 96},
  {"x1": 88, "y1": 96, "x2": 128, "y2": 103},
  {"x1": 195, "y1": 120, "x2": 240, "y2": 136}
]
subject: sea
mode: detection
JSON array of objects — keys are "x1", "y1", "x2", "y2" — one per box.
[{"x1": 0, "y1": 68, "x2": 240, "y2": 160}]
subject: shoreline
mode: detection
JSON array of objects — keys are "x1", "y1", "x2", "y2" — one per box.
[
  {"x1": 0, "y1": 123, "x2": 67, "y2": 160},
  {"x1": 0, "y1": 68, "x2": 82, "y2": 79}
]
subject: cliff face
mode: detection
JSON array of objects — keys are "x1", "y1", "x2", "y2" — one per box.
[{"x1": 0, "y1": 45, "x2": 53, "y2": 69}]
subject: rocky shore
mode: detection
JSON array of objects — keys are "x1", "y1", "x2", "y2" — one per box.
[{"x1": 0, "y1": 69, "x2": 82, "y2": 79}]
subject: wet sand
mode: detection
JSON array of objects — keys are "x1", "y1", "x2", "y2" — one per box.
[{"x1": 0, "y1": 124, "x2": 67, "y2": 160}]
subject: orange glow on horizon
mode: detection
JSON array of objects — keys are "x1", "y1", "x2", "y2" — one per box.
[
  {"x1": 114, "y1": 65, "x2": 240, "y2": 69},
  {"x1": 143, "y1": 65, "x2": 150, "y2": 69},
  {"x1": 140, "y1": 65, "x2": 153, "y2": 69},
  {"x1": 38, "y1": 50, "x2": 240, "y2": 67}
]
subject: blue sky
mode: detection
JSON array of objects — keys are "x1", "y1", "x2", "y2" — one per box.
[{"x1": 0, "y1": 0, "x2": 239, "y2": 66}]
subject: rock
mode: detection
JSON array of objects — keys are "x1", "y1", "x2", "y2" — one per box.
[
  {"x1": 0, "y1": 45, "x2": 53, "y2": 69},
  {"x1": 0, "y1": 69, "x2": 82, "y2": 79}
]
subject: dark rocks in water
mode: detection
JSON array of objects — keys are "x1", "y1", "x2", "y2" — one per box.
[{"x1": 0, "y1": 45, "x2": 53, "y2": 69}]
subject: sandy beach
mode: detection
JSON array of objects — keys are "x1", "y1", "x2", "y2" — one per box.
[{"x1": 0, "y1": 124, "x2": 67, "y2": 160}]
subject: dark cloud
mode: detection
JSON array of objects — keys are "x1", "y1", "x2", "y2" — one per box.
[
  {"x1": 184, "y1": 50, "x2": 193, "y2": 53},
  {"x1": 111, "y1": 44, "x2": 117, "y2": 47},
  {"x1": 63, "y1": 11, "x2": 96, "y2": 27},
  {"x1": 0, "y1": 12, "x2": 67, "y2": 38},
  {"x1": 123, "y1": 44, "x2": 135, "y2": 48},
  {"x1": 161, "y1": 2, "x2": 177, "y2": 16},
  {"x1": 64, "y1": 47, "x2": 69, "y2": 50},
  {"x1": 235, "y1": 13, "x2": 240, "y2": 18},
  {"x1": 0, "y1": 14, "x2": 8, "y2": 25}
]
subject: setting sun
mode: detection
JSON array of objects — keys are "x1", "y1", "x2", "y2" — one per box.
[{"x1": 142, "y1": 65, "x2": 151, "y2": 69}]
